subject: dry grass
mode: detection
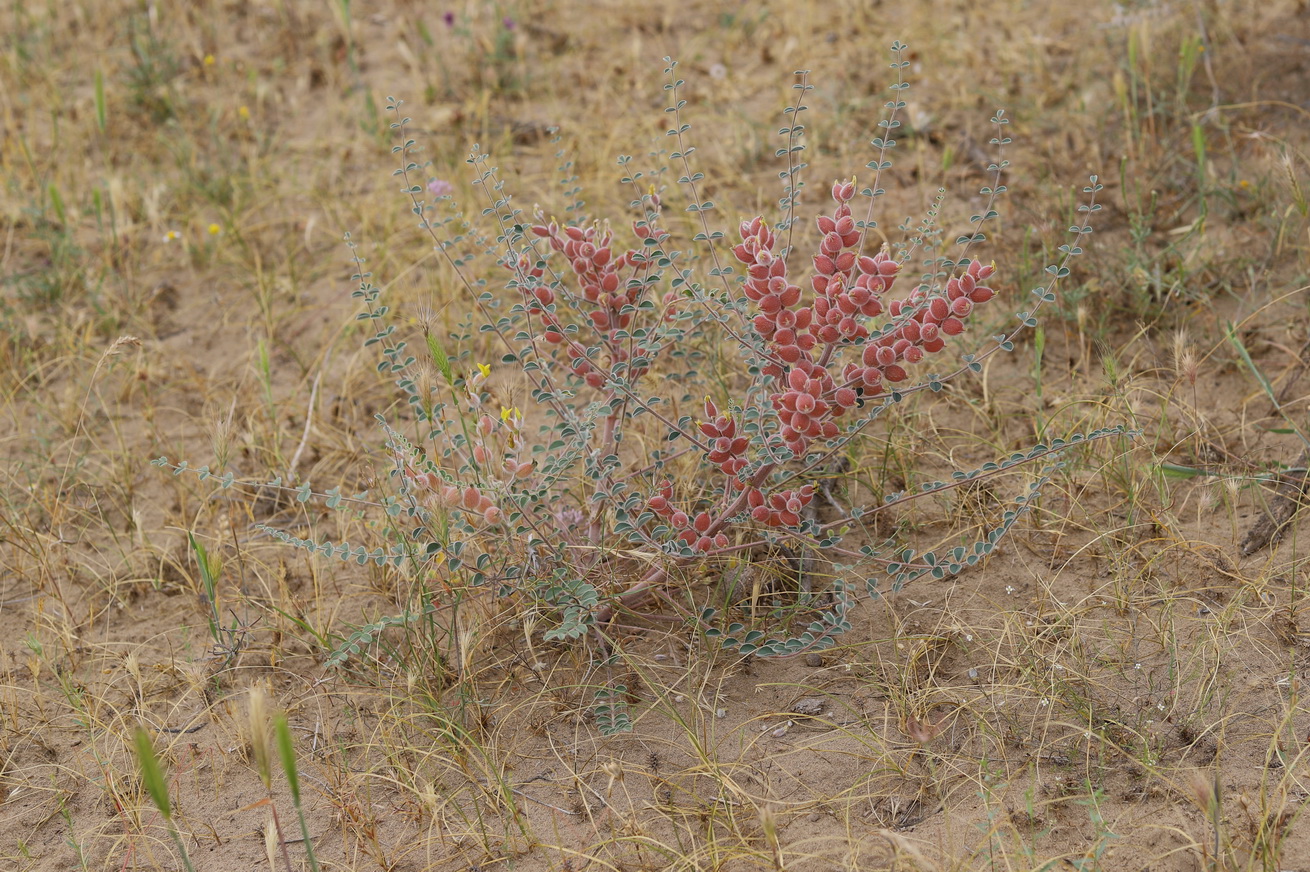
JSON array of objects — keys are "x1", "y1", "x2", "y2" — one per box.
[{"x1": 3, "y1": 0, "x2": 1310, "y2": 870}]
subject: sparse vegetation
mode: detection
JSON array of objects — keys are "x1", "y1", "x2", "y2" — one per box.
[{"x1": 3, "y1": 2, "x2": 1309, "y2": 871}]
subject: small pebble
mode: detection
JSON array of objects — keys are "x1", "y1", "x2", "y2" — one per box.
[
  {"x1": 807, "y1": 812, "x2": 821, "y2": 823},
  {"x1": 792, "y1": 698, "x2": 824, "y2": 716},
  {"x1": 804, "y1": 652, "x2": 823, "y2": 667}
]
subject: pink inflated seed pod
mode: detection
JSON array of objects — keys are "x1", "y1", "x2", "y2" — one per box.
[{"x1": 455, "y1": 486, "x2": 478, "y2": 510}]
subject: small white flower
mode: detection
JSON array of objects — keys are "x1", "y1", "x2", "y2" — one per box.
[
  {"x1": 162, "y1": 229, "x2": 182, "y2": 243},
  {"x1": 1134, "y1": 663, "x2": 1142, "y2": 670},
  {"x1": 1039, "y1": 698, "x2": 1050, "y2": 707},
  {"x1": 1005, "y1": 585, "x2": 1015, "y2": 595}
]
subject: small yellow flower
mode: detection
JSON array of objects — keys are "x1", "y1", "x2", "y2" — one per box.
[
  {"x1": 163, "y1": 230, "x2": 182, "y2": 243},
  {"x1": 476, "y1": 362, "x2": 491, "y2": 379},
  {"x1": 500, "y1": 405, "x2": 521, "y2": 425},
  {"x1": 238, "y1": 105, "x2": 250, "y2": 121},
  {"x1": 207, "y1": 223, "x2": 221, "y2": 236},
  {"x1": 203, "y1": 54, "x2": 215, "y2": 66}
]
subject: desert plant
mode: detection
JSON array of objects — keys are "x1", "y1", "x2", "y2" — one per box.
[
  {"x1": 132, "y1": 728, "x2": 197, "y2": 872},
  {"x1": 157, "y1": 45, "x2": 1125, "y2": 724}
]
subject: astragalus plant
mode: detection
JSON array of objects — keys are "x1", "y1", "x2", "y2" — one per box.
[{"x1": 158, "y1": 46, "x2": 1123, "y2": 721}]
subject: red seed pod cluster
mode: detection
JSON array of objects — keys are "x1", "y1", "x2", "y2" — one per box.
[
  {"x1": 646, "y1": 479, "x2": 731, "y2": 553},
  {"x1": 509, "y1": 253, "x2": 552, "y2": 315},
  {"x1": 735, "y1": 217, "x2": 813, "y2": 373},
  {"x1": 473, "y1": 412, "x2": 534, "y2": 481},
  {"x1": 810, "y1": 182, "x2": 899, "y2": 346},
  {"x1": 407, "y1": 470, "x2": 503, "y2": 525},
  {"x1": 400, "y1": 405, "x2": 542, "y2": 527},
  {"x1": 774, "y1": 364, "x2": 841, "y2": 453},
  {"x1": 698, "y1": 397, "x2": 748, "y2": 482},
  {"x1": 525, "y1": 219, "x2": 669, "y2": 390},
  {"x1": 644, "y1": 182, "x2": 999, "y2": 544},
  {"x1": 746, "y1": 482, "x2": 815, "y2": 528},
  {"x1": 839, "y1": 258, "x2": 998, "y2": 390},
  {"x1": 729, "y1": 181, "x2": 998, "y2": 457}
]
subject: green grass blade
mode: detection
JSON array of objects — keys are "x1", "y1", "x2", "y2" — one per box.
[
  {"x1": 94, "y1": 69, "x2": 107, "y2": 133},
  {"x1": 133, "y1": 728, "x2": 171, "y2": 821},
  {"x1": 273, "y1": 714, "x2": 300, "y2": 805}
]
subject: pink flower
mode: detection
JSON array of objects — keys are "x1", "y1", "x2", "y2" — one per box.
[{"x1": 427, "y1": 178, "x2": 454, "y2": 197}]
